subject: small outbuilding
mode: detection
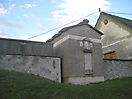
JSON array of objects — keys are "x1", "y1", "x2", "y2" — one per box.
[{"x1": 47, "y1": 19, "x2": 104, "y2": 84}]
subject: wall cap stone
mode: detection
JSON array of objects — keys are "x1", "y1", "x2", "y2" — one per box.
[
  {"x1": 0, "y1": 37, "x2": 53, "y2": 45},
  {"x1": 0, "y1": 53, "x2": 61, "y2": 58},
  {"x1": 103, "y1": 58, "x2": 132, "y2": 61}
]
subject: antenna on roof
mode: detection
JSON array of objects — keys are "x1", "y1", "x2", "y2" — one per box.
[{"x1": 99, "y1": 8, "x2": 101, "y2": 13}]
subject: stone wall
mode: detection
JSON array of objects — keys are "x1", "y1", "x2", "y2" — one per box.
[
  {"x1": 0, "y1": 38, "x2": 61, "y2": 82},
  {"x1": 0, "y1": 54, "x2": 61, "y2": 82},
  {"x1": 104, "y1": 59, "x2": 132, "y2": 80}
]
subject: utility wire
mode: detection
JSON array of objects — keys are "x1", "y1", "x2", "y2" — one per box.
[
  {"x1": 28, "y1": 10, "x2": 132, "y2": 39},
  {"x1": 28, "y1": 11, "x2": 99, "y2": 39},
  {"x1": 105, "y1": 11, "x2": 132, "y2": 15}
]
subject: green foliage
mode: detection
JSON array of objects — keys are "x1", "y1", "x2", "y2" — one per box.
[{"x1": 0, "y1": 70, "x2": 132, "y2": 99}]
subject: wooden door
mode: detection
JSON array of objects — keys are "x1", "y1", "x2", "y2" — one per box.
[{"x1": 104, "y1": 51, "x2": 116, "y2": 59}]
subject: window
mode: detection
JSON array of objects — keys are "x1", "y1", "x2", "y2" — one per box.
[{"x1": 104, "y1": 51, "x2": 116, "y2": 59}]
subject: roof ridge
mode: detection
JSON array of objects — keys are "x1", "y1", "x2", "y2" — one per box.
[
  {"x1": 46, "y1": 19, "x2": 103, "y2": 42},
  {"x1": 101, "y1": 12, "x2": 132, "y2": 28},
  {"x1": 102, "y1": 12, "x2": 132, "y2": 21}
]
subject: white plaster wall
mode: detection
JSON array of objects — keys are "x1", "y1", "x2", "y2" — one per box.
[
  {"x1": 100, "y1": 21, "x2": 129, "y2": 46},
  {"x1": 0, "y1": 55, "x2": 61, "y2": 82},
  {"x1": 99, "y1": 19, "x2": 132, "y2": 59},
  {"x1": 101, "y1": 22, "x2": 129, "y2": 38}
]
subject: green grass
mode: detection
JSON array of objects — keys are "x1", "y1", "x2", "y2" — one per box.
[{"x1": 0, "y1": 70, "x2": 132, "y2": 99}]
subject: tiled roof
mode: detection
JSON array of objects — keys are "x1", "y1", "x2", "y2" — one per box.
[{"x1": 46, "y1": 19, "x2": 103, "y2": 42}]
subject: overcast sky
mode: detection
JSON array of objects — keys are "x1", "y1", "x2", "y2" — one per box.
[{"x1": 0, "y1": 0, "x2": 132, "y2": 42}]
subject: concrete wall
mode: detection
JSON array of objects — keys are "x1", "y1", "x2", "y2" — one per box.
[
  {"x1": 53, "y1": 25, "x2": 104, "y2": 76},
  {"x1": 0, "y1": 38, "x2": 54, "y2": 56},
  {"x1": 52, "y1": 24, "x2": 104, "y2": 84},
  {"x1": 52, "y1": 25, "x2": 102, "y2": 43},
  {"x1": 102, "y1": 37, "x2": 132, "y2": 59},
  {"x1": 66, "y1": 25, "x2": 102, "y2": 39},
  {"x1": 95, "y1": 13, "x2": 132, "y2": 59},
  {"x1": 0, "y1": 54, "x2": 61, "y2": 82},
  {"x1": 104, "y1": 59, "x2": 132, "y2": 80},
  {"x1": 0, "y1": 38, "x2": 61, "y2": 82}
]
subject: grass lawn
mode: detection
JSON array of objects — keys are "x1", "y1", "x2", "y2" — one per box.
[{"x1": 0, "y1": 70, "x2": 132, "y2": 99}]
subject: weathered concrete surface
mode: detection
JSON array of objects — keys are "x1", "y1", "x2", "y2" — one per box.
[
  {"x1": 0, "y1": 55, "x2": 61, "y2": 82},
  {"x1": 102, "y1": 37, "x2": 132, "y2": 59},
  {"x1": 51, "y1": 20, "x2": 104, "y2": 84},
  {"x1": 100, "y1": 19, "x2": 132, "y2": 59},
  {"x1": 53, "y1": 37, "x2": 104, "y2": 78},
  {"x1": 100, "y1": 21, "x2": 130, "y2": 46},
  {"x1": 63, "y1": 76, "x2": 104, "y2": 85},
  {"x1": 95, "y1": 12, "x2": 132, "y2": 59},
  {"x1": 0, "y1": 38, "x2": 54, "y2": 56},
  {"x1": 104, "y1": 59, "x2": 132, "y2": 80}
]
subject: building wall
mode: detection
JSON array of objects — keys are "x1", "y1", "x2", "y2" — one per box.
[
  {"x1": 52, "y1": 25, "x2": 104, "y2": 84},
  {"x1": 103, "y1": 37, "x2": 132, "y2": 59},
  {"x1": 95, "y1": 14, "x2": 132, "y2": 59},
  {"x1": 54, "y1": 40, "x2": 71, "y2": 77},
  {"x1": 66, "y1": 25, "x2": 101, "y2": 39},
  {"x1": 52, "y1": 25, "x2": 102, "y2": 43},
  {"x1": 104, "y1": 59, "x2": 132, "y2": 80}
]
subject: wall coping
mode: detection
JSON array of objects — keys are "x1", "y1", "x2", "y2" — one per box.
[
  {"x1": 0, "y1": 37, "x2": 53, "y2": 45},
  {"x1": 103, "y1": 58, "x2": 132, "y2": 61},
  {"x1": 0, "y1": 53, "x2": 61, "y2": 58}
]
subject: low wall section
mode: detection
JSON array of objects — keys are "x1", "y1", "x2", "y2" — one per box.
[
  {"x1": 0, "y1": 55, "x2": 61, "y2": 82},
  {"x1": 0, "y1": 38, "x2": 61, "y2": 82},
  {"x1": 104, "y1": 59, "x2": 132, "y2": 80}
]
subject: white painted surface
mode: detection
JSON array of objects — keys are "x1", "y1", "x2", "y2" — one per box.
[
  {"x1": 102, "y1": 37, "x2": 129, "y2": 48},
  {"x1": 67, "y1": 76, "x2": 104, "y2": 85},
  {"x1": 54, "y1": 35, "x2": 101, "y2": 47},
  {"x1": 100, "y1": 21, "x2": 129, "y2": 39}
]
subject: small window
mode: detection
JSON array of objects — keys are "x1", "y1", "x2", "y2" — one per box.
[{"x1": 104, "y1": 51, "x2": 116, "y2": 59}]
